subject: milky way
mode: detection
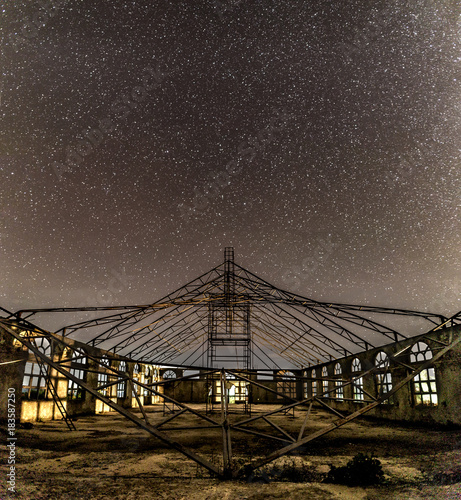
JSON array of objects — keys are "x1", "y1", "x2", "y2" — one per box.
[{"x1": 1, "y1": 0, "x2": 460, "y2": 324}]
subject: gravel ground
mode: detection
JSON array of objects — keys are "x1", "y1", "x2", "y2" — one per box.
[{"x1": 2, "y1": 404, "x2": 461, "y2": 499}]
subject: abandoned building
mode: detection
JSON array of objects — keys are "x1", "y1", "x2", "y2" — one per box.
[{"x1": 1, "y1": 248, "x2": 460, "y2": 478}]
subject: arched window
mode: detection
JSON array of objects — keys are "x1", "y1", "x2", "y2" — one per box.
[
  {"x1": 375, "y1": 351, "x2": 388, "y2": 369},
  {"x1": 334, "y1": 363, "x2": 343, "y2": 399},
  {"x1": 36, "y1": 338, "x2": 51, "y2": 355},
  {"x1": 67, "y1": 348, "x2": 87, "y2": 400},
  {"x1": 163, "y1": 369, "x2": 177, "y2": 379},
  {"x1": 117, "y1": 361, "x2": 127, "y2": 399},
  {"x1": 277, "y1": 370, "x2": 296, "y2": 399},
  {"x1": 143, "y1": 366, "x2": 151, "y2": 398},
  {"x1": 375, "y1": 352, "x2": 392, "y2": 402},
  {"x1": 22, "y1": 338, "x2": 51, "y2": 400},
  {"x1": 322, "y1": 366, "x2": 328, "y2": 396},
  {"x1": 410, "y1": 342, "x2": 433, "y2": 362},
  {"x1": 410, "y1": 343, "x2": 437, "y2": 405},
  {"x1": 97, "y1": 356, "x2": 109, "y2": 396},
  {"x1": 133, "y1": 363, "x2": 140, "y2": 396},
  {"x1": 311, "y1": 369, "x2": 317, "y2": 397},
  {"x1": 303, "y1": 370, "x2": 308, "y2": 398},
  {"x1": 351, "y1": 358, "x2": 364, "y2": 401}
]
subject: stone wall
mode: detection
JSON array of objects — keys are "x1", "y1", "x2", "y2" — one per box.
[
  {"x1": 0, "y1": 326, "x2": 28, "y2": 423},
  {"x1": 0, "y1": 323, "x2": 160, "y2": 423},
  {"x1": 163, "y1": 326, "x2": 461, "y2": 426},
  {"x1": 1, "y1": 322, "x2": 460, "y2": 426},
  {"x1": 304, "y1": 325, "x2": 461, "y2": 426}
]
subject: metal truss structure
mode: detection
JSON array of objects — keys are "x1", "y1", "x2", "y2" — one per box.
[
  {"x1": 12, "y1": 248, "x2": 452, "y2": 370},
  {"x1": 1, "y1": 315, "x2": 460, "y2": 479},
  {"x1": 2, "y1": 248, "x2": 461, "y2": 479}
]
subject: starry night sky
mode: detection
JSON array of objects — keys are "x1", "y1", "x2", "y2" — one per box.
[{"x1": 1, "y1": 0, "x2": 460, "y2": 324}]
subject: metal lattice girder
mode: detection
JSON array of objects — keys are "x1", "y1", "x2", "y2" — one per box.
[
  {"x1": 0, "y1": 320, "x2": 224, "y2": 476},
  {"x1": 229, "y1": 266, "x2": 407, "y2": 346},
  {"x1": 1, "y1": 315, "x2": 460, "y2": 480},
  {"x1": 133, "y1": 310, "x2": 210, "y2": 363},
  {"x1": 42, "y1": 264, "x2": 226, "y2": 342},
  {"x1": 84, "y1": 272, "x2": 225, "y2": 347},
  {"x1": 27, "y1": 337, "x2": 76, "y2": 431},
  {"x1": 231, "y1": 263, "x2": 447, "y2": 324},
  {"x1": 136, "y1": 319, "x2": 207, "y2": 363},
  {"x1": 116, "y1": 305, "x2": 207, "y2": 355},
  {"x1": 9, "y1": 248, "x2": 460, "y2": 369},
  {"x1": 235, "y1": 326, "x2": 461, "y2": 477},
  {"x1": 253, "y1": 302, "x2": 351, "y2": 360},
  {"x1": 250, "y1": 306, "x2": 330, "y2": 366},
  {"x1": 251, "y1": 343, "x2": 283, "y2": 370}
]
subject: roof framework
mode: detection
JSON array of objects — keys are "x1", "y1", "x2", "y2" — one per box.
[
  {"x1": 1, "y1": 316, "x2": 460, "y2": 479},
  {"x1": 1, "y1": 247, "x2": 460, "y2": 479},
  {"x1": 15, "y1": 247, "x2": 448, "y2": 369}
]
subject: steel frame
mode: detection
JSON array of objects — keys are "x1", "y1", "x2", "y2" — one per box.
[
  {"x1": 1, "y1": 313, "x2": 460, "y2": 479},
  {"x1": 2, "y1": 248, "x2": 460, "y2": 479},
  {"x1": 12, "y1": 249, "x2": 452, "y2": 369}
]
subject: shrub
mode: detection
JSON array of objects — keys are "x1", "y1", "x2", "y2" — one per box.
[{"x1": 325, "y1": 452, "x2": 384, "y2": 486}]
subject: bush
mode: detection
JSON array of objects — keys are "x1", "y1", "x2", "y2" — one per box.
[{"x1": 325, "y1": 452, "x2": 384, "y2": 486}]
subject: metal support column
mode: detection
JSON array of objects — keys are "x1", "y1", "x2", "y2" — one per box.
[{"x1": 220, "y1": 369, "x2": 233, "y2": 477}]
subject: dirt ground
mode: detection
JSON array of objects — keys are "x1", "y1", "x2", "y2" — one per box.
[{"x1": 2, "y1": 404, "x2": 461, "y2": 500}]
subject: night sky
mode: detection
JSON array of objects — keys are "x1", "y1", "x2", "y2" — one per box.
[{"x1": 1, "y1": 0, "x2": 460, "y2": 327}]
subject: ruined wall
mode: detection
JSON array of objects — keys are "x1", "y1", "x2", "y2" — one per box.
[
  {"x1": 163, "y1": 326, "x2": 461, "y2": 426},
  {"x1": 164, "y1": 370, "x2": 304, "y2": 405},
  {"x1": 2, "y1": 321, "x2": 460, "y2": 426},
  {"x1": 0, "y1": 326, "x2": 28, "y2": 423},
  {"x1": 0, "y1": 323, "x2": 160, "y2": 423},
  {"x1": 164, "y1": 379, "x2": 208, "y2": 403},
  {"x1": 307, "y1": 325, "x2": 461, "y2": 426}
]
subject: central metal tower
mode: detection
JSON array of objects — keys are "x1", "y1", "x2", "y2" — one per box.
[
  {"x1": 207, "y1": 247, "x2": 252, "y2": 370},
  {"x1": 206, "y1": 248, "x2": 252, "y2": 414}
]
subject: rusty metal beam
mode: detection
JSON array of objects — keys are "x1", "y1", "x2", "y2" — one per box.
[
  {"x1": 238, "y1": 328, "x2": 461, "y2": 477},
  {"x1": 1, "y1": 322, "x2": 221, "y2": 477}
]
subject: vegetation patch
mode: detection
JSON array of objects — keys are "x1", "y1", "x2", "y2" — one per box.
[
  {"x1": 246, "y1": 458, "x2": 323, "y2": 483},
  {"x1": 325, "y1": 453, "x2": 385, "y2": 486},
  {"x1": 432, "y1": 469, "x2": 461, "y2": 485}
]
